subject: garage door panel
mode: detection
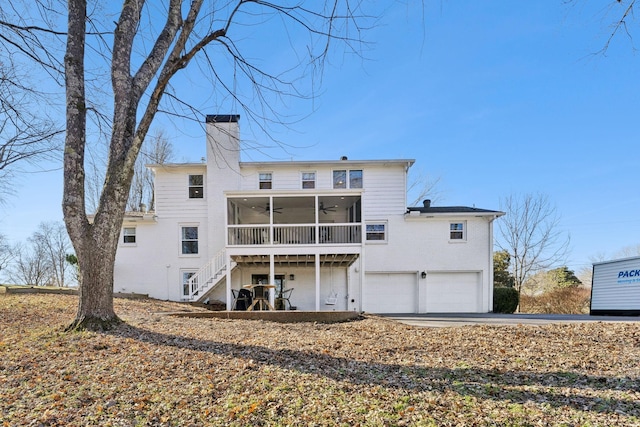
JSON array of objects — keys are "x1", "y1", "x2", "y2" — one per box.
[
  {"x1": 364, "y1": 273, "x2": 416, "y2": 313},
  {"x1": 426, "y1": 272, "x2": 480, "y2": 313}
]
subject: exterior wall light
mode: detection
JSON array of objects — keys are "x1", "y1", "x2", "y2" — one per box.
[
  {"x1": 289, "y1": 274, "x2": 295, "y2": 281},
  {"x1": 421, "y1": 271, "x2": 427, "y2": 279}
]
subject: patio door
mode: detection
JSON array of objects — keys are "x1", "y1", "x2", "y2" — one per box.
[{"x1": 251, "y1": 274, "x2": 285, "y2": 296}]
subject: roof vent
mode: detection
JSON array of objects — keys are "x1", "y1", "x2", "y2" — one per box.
[
  {"x1": 340, "y1": 156, "x2": 348, "y2": 161},
  {"x1": 423, "y1": 199, "x2": 431, "y2": 208}
]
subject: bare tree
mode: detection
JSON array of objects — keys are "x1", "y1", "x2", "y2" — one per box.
[
  {"x1": 0, "y1": 232, "x2": 13, "y2": 279},
  {"x1": 2, "y1": 1, "x2": 370, "y2": 330},
  {"x1": 497, "y1": 193, "x2": 570, "y2": 301},
  {"x1": 30, "y1": 221, "x2": 73, "y2": 287},
  {"x1": 0, "y1": 57, "x2": 63, "y2": 201},
  {"x1": 127, "y1": 129, "x2": 174, "y2": 212},
  {"x1": 9, "y1": 241, "x2": 53, "y2": 286},
  {"x1": 407, "y1": 167, "x2": 444, "y2": 207}
]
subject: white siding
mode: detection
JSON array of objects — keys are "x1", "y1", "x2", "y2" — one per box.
[
  {"x1": 154, "y1": 166, "x2": 207, "y2": 218},
  {"x1": 114, "y1": 215, "x2": 209, "y2": 301},
  {"x1": 239, "y1": 162, "x2": 408, "y2": 216},
  {"x1": 361, "y1": 164, "x2": 407, "y2": 218}
]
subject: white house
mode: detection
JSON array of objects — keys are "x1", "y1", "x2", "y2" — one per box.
[{"x1": 114, "y1": 115, "x2": 504, "y2": 313}]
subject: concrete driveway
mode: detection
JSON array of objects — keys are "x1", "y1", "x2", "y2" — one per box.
[{"x1": 381, "y1": 313, "x2": 640, "y2": 328}]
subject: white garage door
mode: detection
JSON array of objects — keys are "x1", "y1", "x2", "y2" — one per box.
[
  {"x1": 426, "y1": 272, "x2": 481, "y2": 313},
  {"x1": 363, "y1": 273, "x2": 416, "y2": 313}
]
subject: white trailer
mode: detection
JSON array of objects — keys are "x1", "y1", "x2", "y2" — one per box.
[{"x1": 591, "y1": 256, "x2": 640, "y2": 316}]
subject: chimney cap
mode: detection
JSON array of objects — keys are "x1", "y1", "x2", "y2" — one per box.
[
  {"x1": 206, "y1": 114, "x2": 240, "y2": 123},
  {"x1": 423, "y1": 199, "x2": 431, "y2": 208},
  {"x1": 340, "y1": 156, "x2": 348, "y2": 160}
]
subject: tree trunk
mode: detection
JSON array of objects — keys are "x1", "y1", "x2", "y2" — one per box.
[{"x1": 65, "y1": 221, "x2": 122, "y2": 331}]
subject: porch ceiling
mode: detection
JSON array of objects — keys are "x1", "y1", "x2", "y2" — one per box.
[{"x1": 230, "y1": 253, "x2": 359, "y2": 268}]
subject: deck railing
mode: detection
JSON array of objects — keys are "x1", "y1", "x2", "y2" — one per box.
[{"x1": 228, "y1": 223, "x2": 361, "y2": 246}]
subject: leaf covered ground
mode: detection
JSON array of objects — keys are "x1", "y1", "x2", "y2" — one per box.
[{"x1": 1, "y1": 294, "x2": 639, "y2": 426}]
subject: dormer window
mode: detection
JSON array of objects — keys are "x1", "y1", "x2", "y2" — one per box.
[
  {"x1": 259, "y1": 172, "x2": 273, "y2": 189},
  {"x1": 188, "y1": 174, "x2": 204, "y2": 198},
  {"x1": 301, "y1": 172, "x2": 316, "y2": 189}
]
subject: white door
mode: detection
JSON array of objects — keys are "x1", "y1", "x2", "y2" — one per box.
[
  {"x1": 363, "y1": 273, "x2": 416, "y2": 313},
  {"x1": 425, "y1": 272, "x2": 481, "y2": 313}
]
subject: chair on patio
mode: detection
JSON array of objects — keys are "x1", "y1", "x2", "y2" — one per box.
[
  {"x1": 232, "y1": 288, "x2": 253, "y2": 311},
  {"x1": 275, "y1": 288, "x2": 294, "y2": 310}
]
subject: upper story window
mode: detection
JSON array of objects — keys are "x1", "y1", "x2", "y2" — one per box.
[
  {"x1": 301, "y1": 172, "x2": 316, "y2": 189},
  {"x1": 333, "y1": 169, "x2": 363, "y2": 189},
  {"x1": 181, "y1": 226, "x2": 199, "y2": 254},
  {"x1": 188, "y1": 174, "x2": 204, "y2": 198},
  {"x1": 450, "y1": 222, "x2": 466, "y2": 241},
  {"x1": 349, "y1": 170, "x2": 363, "y2": 188},
  {"x1": 259, "y1": 172, "x2": 273, "y2": 189},
  {"x1": 333, "y1": 170, "x2": 347, "y2": 189},
  {"x1": 365, "y1": 222, "x2": 387, "y2": 243},
  {"x1": 122, "y1": 227, "x2": 136, "y2": 244}
]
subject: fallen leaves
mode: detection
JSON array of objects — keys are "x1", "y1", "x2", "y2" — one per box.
[{"x1": 0, "y1": 294, "x2": 639, "y2": 426}]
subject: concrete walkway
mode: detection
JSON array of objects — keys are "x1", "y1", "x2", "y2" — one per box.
[{"x1": 380, "y1": 313, "x2": 640, "y2": 328}]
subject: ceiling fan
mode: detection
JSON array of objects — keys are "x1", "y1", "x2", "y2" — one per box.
[
  {"x1": 265, "y1": 203, "x2": 282, "y2": 214},
  {"x1": 319, "y1": 202, "x2": 337, "y2": 214}
]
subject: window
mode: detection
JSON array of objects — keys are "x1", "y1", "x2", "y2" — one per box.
[
  {"x1": 188, "y1": 174, "x2": 204, "y2": 198},
  {"x1": 365, "y1": 223, "x2": 387, "y2": 242},
  {"x1": 333, "y1": 169, "x2": 363, "y2": 189},
  {"x1": 259, "y1": 172, "x2": 272, "y2": 189},
  {"x1": 349, "y1": 170, "x2": 363, "y2": 188},
  {"x1": 450, "y1": 222, "x2": 466, "y2": 240},
  {"x1": 122, "y1": 227, "x2": 136, "y2": 244},
  {"x1": 301, "y1": 172, "x2": 316, "y2": 189},
  {"x1": 333, "y1": 170, "x2": 347, "y2": 189},
  {"x1": 181, "y1": 226, "x2": 199, "y2": 254},
  {"x1": 182, "y1": 271, "x2": 196, "y2": 298}
]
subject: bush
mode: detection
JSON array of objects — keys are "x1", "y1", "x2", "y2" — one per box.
[
  {"x1": 520, "y1": 287, "x2": 591, "y2": 314},
  {"x1": 493, "y1": 287, "x2": 519, "y2": 313}
]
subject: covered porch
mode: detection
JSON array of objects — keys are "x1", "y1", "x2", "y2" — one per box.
[{"x1": 223, "y1": 250, "x2": 362, "y2": 312}]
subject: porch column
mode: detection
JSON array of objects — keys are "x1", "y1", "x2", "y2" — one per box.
[
  {"x1": 315, "y1": 253, "x2": 320, "y2": 311},
  {"x1": 269, "y1": 253, "x2": 275, "y2": 306},
  {"x1": 226, "y1": 252, "x2": 232, "y2": 310},
  {"x1": 359, "y1": 243, "x2": 365, "y2": 312}
]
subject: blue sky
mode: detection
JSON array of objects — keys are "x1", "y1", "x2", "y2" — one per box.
[{"x1": 1, "y1": 1, "x2": 638, "y2": 276}]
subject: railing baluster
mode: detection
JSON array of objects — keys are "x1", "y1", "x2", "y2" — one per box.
[{"x1": 228, "y1": 223, "x2": 361, "y2": 246}]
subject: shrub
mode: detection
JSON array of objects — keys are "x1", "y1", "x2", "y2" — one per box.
[
  {"x1": 520, "y1": 287, "x2": 591, "y2": 314},
  {"x1": 493, "y1": 287, "x2": 519, "y2": 313}
]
